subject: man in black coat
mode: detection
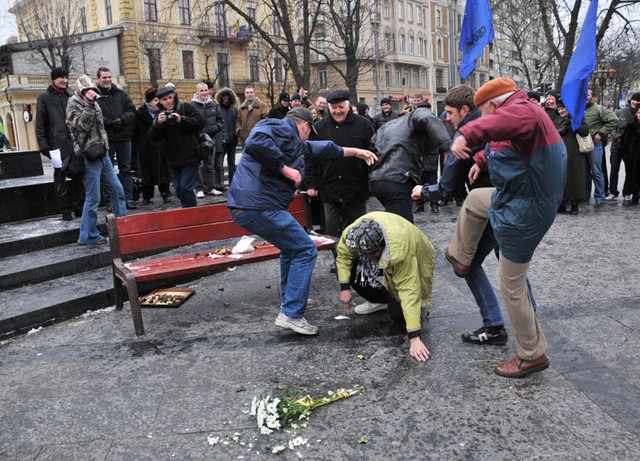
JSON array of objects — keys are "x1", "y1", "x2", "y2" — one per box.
[
  {"x1": 150, "y1": 86, "x2": 205, "y2": 208},
  {"x1": 269, "y1": 92, "x2": 290, "y2": 119},
  {"x1": 305, "y1": 89, "x2": 375, "y2": 237},
  {"x1": 36, "y1": 67, "x2": 85, "y2": 221},
  {"x1": 96, "y1": 67, "x2": 137, "y2": 209}
]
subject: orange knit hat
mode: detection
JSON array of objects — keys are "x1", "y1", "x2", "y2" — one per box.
[{"x1": 474, "y1": 78, "x2": 517, "y2": 107}]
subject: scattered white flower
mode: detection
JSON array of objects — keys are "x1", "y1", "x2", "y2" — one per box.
[
  {"x1": 288, "y1": 436, "x2": 308, "y2": 449},
  {"x1": 207, "y1": 435, "x2": 220, "y2": 446},
  {"x1": 232, "y1": 432, "x2": 242, "y2": 443},
  {"x1": 272, "y1": 445, "x2": 286, "y2": 454},
  {"x1": 26, "y1": 327, "x2": 43, "y2": 335},
  {"x1": 79, "y1": 306, "x2": 116, "y2": 318}
]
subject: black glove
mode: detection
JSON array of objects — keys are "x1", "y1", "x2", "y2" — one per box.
[{"x1": 40, "y1": 149, "x2": 51, "y2": 158}]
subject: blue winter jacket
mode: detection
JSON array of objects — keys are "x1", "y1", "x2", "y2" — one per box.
[{"x1": 227, "y1": 117, "x2": 344, "y2": 211}]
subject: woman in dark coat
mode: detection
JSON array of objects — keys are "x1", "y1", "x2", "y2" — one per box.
[
  {"x1": 621, "y1": 109, "x2": 640, "y2": 205},
  {"x1": 132, "y1": 88, "x2": 171, "y2": 204},
  {"x1": 554, "y1": 99, "x2": 590, "y2": 215}
]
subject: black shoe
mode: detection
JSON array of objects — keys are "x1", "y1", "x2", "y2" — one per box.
[
  {"x1": 161, "y1": 193, "x2": 170, "y2": 203},
  {"x1": 454, "y1": 197, "x2": 465, "y2": 206},
  {"x1": 557, "y1": 205, "x2": 567, "y2": 214},
  {"x1": 430, "y1": 203, "x2": 439, "y2": 214},
  {"x1": 74, "y1": 209, "x2": 83, "y2": 218},
  {"x1": 570, "y1": 205, "x2": 579, "y2": 215},
  {"x1": 126, "y1": 201, "x2": 138, "y2": 210},
  {"x1": 62, "y1": 211, "x2": 73, "y2": 221},
  {"x1": 412, "y1": 202, "x2": 425, "y2": 213},
  {"x1": 461, "y1": 326, "x2": 508, "y2": 345},
  {"x1": 630, "y1": 193, "x2": 639, "y2": 205},
  {"x1": 143, "y1": 198, "x2": 152, "y2": 205},
  {"x1": 437, "y1": 199, "x2": 448, "y2": 206}
]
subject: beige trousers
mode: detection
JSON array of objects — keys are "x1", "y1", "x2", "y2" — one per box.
[{"x1": 449, "y1": 187, "x2": 547, "y2": 359}]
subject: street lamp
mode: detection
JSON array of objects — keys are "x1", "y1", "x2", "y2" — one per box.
[{"x1": 593, "y1": 63, "x2": 616, "y2": 105}]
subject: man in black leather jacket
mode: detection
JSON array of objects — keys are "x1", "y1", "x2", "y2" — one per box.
[{"x1": 368, "y1": 104, "x2": 451, "y2": 223}]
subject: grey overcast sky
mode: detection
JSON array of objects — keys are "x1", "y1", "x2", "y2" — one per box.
[{"x1": 0, "y1": 0, "x2": 17, "y2": 45}]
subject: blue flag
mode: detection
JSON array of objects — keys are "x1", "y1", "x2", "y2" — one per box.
[
  {"x1": 561, "y1": 0, "x2": 598, "y2": 131},
  {"x1": 459, "y1": 0, "x2": 494, "y2": 80}
]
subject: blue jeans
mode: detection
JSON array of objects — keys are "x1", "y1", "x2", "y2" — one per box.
[
  {"x1": 80, "y1": 155, "x2": 126, "y2": 244},
  {"x1": 467, "y1": 226, "x2": 538, "y2": 328},
  {"x1": 230, "y1": 208, "x2": 317, "y2": 318},
  {"x1": 585, "y1": 142, "x2": 605, "y2": 203},
  {"x1": 170, "y1": 166, "x2": 198, "y2": 208},
  {"x1": 108, "y1": 140, "x2": 133, "y2": 202}
]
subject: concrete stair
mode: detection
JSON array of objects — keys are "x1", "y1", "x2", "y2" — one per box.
[{"x1": 0, "y1": 166, "x2": 233, "y2": 339}]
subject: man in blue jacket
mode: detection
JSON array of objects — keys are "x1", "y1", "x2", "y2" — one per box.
[{"x1": 227, "y1": 108, "x2": 377, "y2": 335}]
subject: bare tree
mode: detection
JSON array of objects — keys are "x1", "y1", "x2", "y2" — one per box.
[
  {"x1": 491, "y1": 0, "x2": 553, "y2": 90},
  {"x1": 537, "y1": 0, "x2": 640, "y2": 90},
  {"x1": 12, "y1": 0, "x2": 87, "y2": 72}
]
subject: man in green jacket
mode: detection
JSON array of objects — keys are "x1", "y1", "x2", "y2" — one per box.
[
  {"x1": 336, "y1": 212, "x2": 435, "y2": 362},
  {"x1": 582, "y1": 87, "x2": 619, "y2": 207}
]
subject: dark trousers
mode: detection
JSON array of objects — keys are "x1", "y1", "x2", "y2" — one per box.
[
  {"x1": 609, "y1": 142, "x2": 624, "y2": 196},
  {"x1": 170, "y1": 166, "x2": 198, "y2": 208},
  {"x1": 323, "y1": 200, "x2": 367, "y2": 237},
  {"x1": 223, "y1": 143, "x2": 237, "y2": 187},
  {"x1": 349, "y1": 263, "x2": 405, "y2": 326},
  {"x1": 370, "y1": 180, "x2": 414, "y2": 223},
  {"x1": 55, "y1": 168, "x2": 85, "y2": 214}
]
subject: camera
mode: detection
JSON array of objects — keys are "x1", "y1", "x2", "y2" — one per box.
[{"x1": 163, "y1": 109, "x2": 177, "y2": 124}]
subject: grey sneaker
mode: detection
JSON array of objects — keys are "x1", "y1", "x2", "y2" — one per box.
[
  {"x1": 605, "y1": 193, "x2": 617, "y2": 201},
  {"x1": 275, "y1": 312, "x2": 318, "y2": 335},
  {"x1": 354, "y1": 301, "x2": 387, "y2": 315}
]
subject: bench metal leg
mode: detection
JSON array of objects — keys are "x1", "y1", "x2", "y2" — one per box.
[{"x1": 113, "y1": 270, "x2": 125, "y2": 310}]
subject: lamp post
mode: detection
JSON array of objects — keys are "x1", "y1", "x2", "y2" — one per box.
[{"x1": 593, "y1": 63, "x2": 616, "y2": 106}]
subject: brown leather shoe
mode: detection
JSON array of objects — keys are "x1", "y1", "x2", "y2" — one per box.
[
  {"x1": 495, "y1": 354, "x2": 549, "y2": 378},
  {"x1": 444, "y1": 247, "x2": 469, "y2": 277}
]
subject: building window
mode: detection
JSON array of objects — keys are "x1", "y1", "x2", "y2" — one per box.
[
  {"x1": 144, "y1": 0, "x2": 157, "y2": 22},
  {"x1": 385, "y1": 64, "x2": 391, "y2": 86},
  {"x1": 317, "y1": 33, "x2": 325, "y2": 59},
  {"x1": 178, "y1": 0, "x2": 191, "y2": 25},
  {"x1": 215, "y1": 2, "x2": 226, "y2": 36},
  {"x1": 79, "y1": 7, "x2": 87, "y2": 33},
  {"x1": 479, "y1": 73, "x2": 486, "y2": 87},
  {"x1": 406, "y1": 3, "x2": 412, "y2": 22},
  {"x1": 418, "y1": 37, "x2": 424, "y2": 57},
  {"x1": 413, "y1": 69, "x2": 419, "y2": 87},
  {"x1": 272, "y1": 15, "x2": 281, "y2": 36},
  {"x1": 422, "y1": 70, "x2": 427, "y2": 88},
  {"x1": 398, "y1": 1, "x2": 403, "y2": 20},
  {"x1": 384, "y1": 33, "x2": 391, "y2": 52},
  {"x1": 249, "y1": 55, "x2": 259, "y2": 81},
  {"x1": 274, "y1": 57, "x2": 283, "y2": 83},
  {"x1": 319, "y1": 69, "x2": 327, "y2": 88},
  {"x1": 147, "y1": 48, "x2": 162, "y2": 82},
  {"x1": 437, "y1": 38, "x2": 443, "y2": 60},
  {"x1": 404, "y1": 69, "x2": 409, "y2": 86},
  {"x1": 182, "y1": 50, "x2": 194, "y2": 79},
  {"x1": 399, "y1": 34, "x2": 405, "y2": 53},
  {"x1": 416, "y1": 6, "x2": 422, "y2": 25},
  {"x1": 489, "y1": 59, "x2": 495, "y2": 69},
  {"x1": 395, "y1": 69, "x2": 401, "y2": 86},
  {"x1": 217, "y1": 52, "x2": 229, "y2": 87},
  {"x1": 436, "y1": 9, "x2": 441, "y2": 28},
  {"x1": 457, "y1": 14, "x2": 462, "y2": 31},
  {"x1": 382, "y1": 0, "x2": 389, "y2": 18},
  {"x1": 408, "y1": 35, "x2": 414, "y2": 55},
  {"x1": 436, "y1": 68, "x2": 444, "y2": 89},
  {"x1": 106, "y1": 0, "x2": 113, "y2": 25},
  {"x1": 247, "y1": 7, "x2": 256, "y2": 32}
]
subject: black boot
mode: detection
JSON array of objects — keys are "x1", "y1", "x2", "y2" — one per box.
[
  {"x1": 430, "y1": 202, "x2": 439, "y2": 214},
  {"x1": 629, "y1": 193, "x2": 639, "y2": 205},
  {"x1": 557, "y1": 205, "x2": 567, "y2": 214},
  {"x1": 570, "y1": 205, "x2": 579, "y2": 215}
]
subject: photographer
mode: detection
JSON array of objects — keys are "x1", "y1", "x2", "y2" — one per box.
[{"x1": 150, "y1": 86, "x2": 205, "y2": 208}]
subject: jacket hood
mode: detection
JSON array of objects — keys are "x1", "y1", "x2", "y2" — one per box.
[
  {"x1": 191, "y1": 93, "x2": 213, "y2": 106},
  {"x1": 74, "y1": 75, "x2": 98, "y2": 98},
  {"x1": 215, "y1": 87, "x2": 238, "y2": 107}
]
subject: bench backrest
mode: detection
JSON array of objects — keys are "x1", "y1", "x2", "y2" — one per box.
[{"x1": 108, "y1": 194, "x2": 311, "y2": 256}]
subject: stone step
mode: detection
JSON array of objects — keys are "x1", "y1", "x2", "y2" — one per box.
[
  {"x1": 0, "y1": 241, "x2": 112, "y2": 290},
  {"x1": 0, "y1": 266, "x2": 115, "y2": 338}
]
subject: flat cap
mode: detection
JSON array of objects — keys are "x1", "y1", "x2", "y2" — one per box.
[
  {"x1": 286, "y1": 107, "x2": 318, "y2": 135},
  {"x1": 291, "y1": 92, "x2": 301, "y2": 101},
  {"x1": 326, "y1": 89, "x2": 350, "y2": 104},
  {"x1": 279, "y1": 92, "x2": 290, "y2": 101},
  {"x1": 156, "y1": 86, "x2": 176, "y2": 99},
  {"x1": 474, "y1": 78, "x2": 517, "y2": 107}
]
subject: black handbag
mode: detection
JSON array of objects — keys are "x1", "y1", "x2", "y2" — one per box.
[
  {"x1": 197, "y1": 133, "x2": 214, "y2": 161},
  {"x1": 62, "y1": 153, "x2": 86, "y2": 177},
  {"x1": 83, "y1": 143, "x2": 107, "y2": 161}
]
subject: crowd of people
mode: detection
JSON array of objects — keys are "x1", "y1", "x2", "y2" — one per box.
[{"x1": 33, "y1": 68, "x2": 639, "y2": 376}]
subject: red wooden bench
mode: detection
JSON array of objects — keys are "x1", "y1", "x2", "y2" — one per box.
[{"x1": 107, "y1": 194, "x2": 335, "y2": 335}]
